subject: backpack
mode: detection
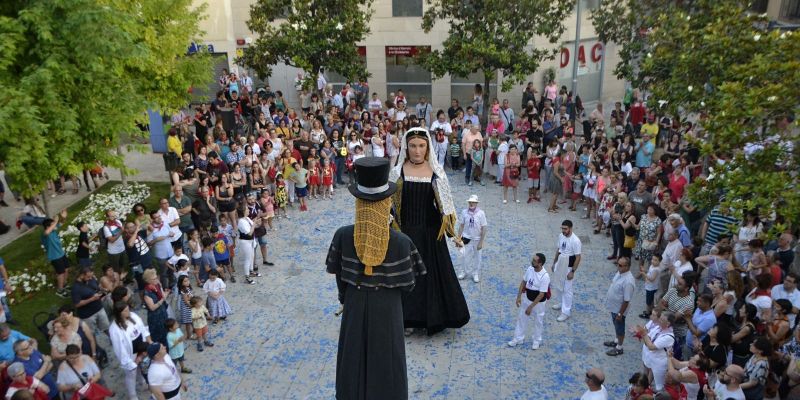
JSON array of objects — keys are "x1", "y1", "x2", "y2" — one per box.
[{"x1": 98, "y1": 226, "x2": 108, "y2": 250}]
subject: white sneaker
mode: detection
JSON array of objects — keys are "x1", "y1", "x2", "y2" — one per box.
[
  {"x1": 507, "y1": 338, "x2": 523, "y2": 347},
  {"x1": 531, "y1": 342, "x2": 541, "y2": 350},
  {"x1": 551, "y1": 303, "x2": 561, "y2": 310},
  {"x1": 557, "y1": 314, "x2": 570, "y2": 322},
  {"x1": 472, "y1": 275, "x2": 480, "y2": 283},
  {"x1": 457, "y1": 273, "x2": 466, "y2": 280},
  {"x1": 503, "y1": 200, "x2": 508, "y2": 204}
]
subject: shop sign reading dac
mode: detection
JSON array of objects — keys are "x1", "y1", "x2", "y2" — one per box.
[{"x1": 559, "y1": 42, "x2": 603, "y2": 69}]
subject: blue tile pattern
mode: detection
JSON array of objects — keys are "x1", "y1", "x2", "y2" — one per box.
[{"x1": 97, "y1": 174, "x2": 647, "y2": 399}]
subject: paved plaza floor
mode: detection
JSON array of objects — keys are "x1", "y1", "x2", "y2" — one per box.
[{"x1": 95, "y1": 169, "x2": 647, "y2": 399}]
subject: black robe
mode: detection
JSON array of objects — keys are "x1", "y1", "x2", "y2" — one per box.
[{"x1": 326, "y1": 225, "x2": 425, "y2": 400}]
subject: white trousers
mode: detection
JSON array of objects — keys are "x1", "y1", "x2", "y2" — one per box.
[
  {"x1": 513, "y1": 297, "x2": 546, "y2": 344},
  {"x1": 123, "y1": 366, "x2": 144, "y2": 400},
  {"x1": 651, "y1": 359, "x2": 668, "y2": 391},
  {"x1": 238, "y1": 239, "x2": 255, "y2": 276},
  {"x1": 497, "y1": 163, "x2": 505, "y2": 181},
  {"x1": 560, "y1": 278, "x2": 574, "y2": 316},
  {"x1": 460, "y1": 241, "x2": 482, "y2": 277},
  {"x1": 551, "y1": 256, "x2": 574, "y2": 316},
  {"x1": 287, "y1": 180, "x2": 296, "y2": 203}
]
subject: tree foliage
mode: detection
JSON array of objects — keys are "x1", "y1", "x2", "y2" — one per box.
[
  {"x1": 419, "y1": 0, "x2": 575, "y2": 122},
  {"x1": 591, "y1": 0, "x2": 800, "y2": 232},
  {"x1": 241, "y1": 0, "x2": 373, "y2": 88},
  {"x1": 0, "y1": 0, "x2": 212, "y2": 198}
]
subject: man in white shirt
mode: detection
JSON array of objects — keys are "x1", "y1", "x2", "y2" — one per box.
[
  {"x1": 659, "y1": 231, "x2": 683, "y2": 298},
  {"x1": 240, "y1": 72, "x2": 253, "y2": 94},
  {"x1": 704, "y1": 364, "x2": 746, "y2": 400},
  {"x1": 581, "y1": 368, "x2": 608, "y2": 400},
  {"x1": 456, "y1": 195, "x2": 488, "y2": 283},
  {"x1": 508, "y1": 253, "x2": 550, "y2": 350},
  {"x1": 368, "y1": 92, "x2": 382, "y2": 114},
  {"x1": 103, "y1": 210, "x2": 126, "y2": 274},
  {"x1": 147, "y1": 342, "x2": 187, "y2": 400},
  {"x1": 415, "y1": 97, "x2": 432, "y2": 126},
  {"x1": 394, "y1": 101, "x2": 407, "y2": 122},
  {"x1": 604, "y1": 257, "x2": 636, "y2": 357},
  {"x1": 552, "y1": 219, "x2": 582, "y2": 322},
  {"x1": 772, "y1": 272, "x2": 800, "y2": 326},
  {"x1": 429, "y1": 111, "x2": 453, "y2": 134},
  {"x1": 147, "y1": 211, "x2": 175, "y2": 266},
  {"x1": 157, "y1": 198, "x2": 183, "y2": 249},
  {"x1": 499, "y1": 99, "x2": 515, "y2": 133}
]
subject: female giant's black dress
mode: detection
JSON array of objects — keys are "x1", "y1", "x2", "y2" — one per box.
[{"x1": 399, "y1": 177, "x2": 470, "y2": 335}]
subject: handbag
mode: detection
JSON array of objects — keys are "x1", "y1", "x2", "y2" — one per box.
[
  {"x1": 67, "y1": 361, "x2": 113, "y2": 400},
  {"x1": 71, "y1": 382, "x2": 114, "y2": 400},
  {"x1": 624, "y1": 235, "x2": 636, "y2": 249},
  {"x1": 642, "y1": 239, "x2": 658, "y2": 251},
  {"x1": 254, "y1": 226, "x2": 267, "y2": 238},
  {"x1": 510, "y1": 169, "x2": 520, "y2": 179}
]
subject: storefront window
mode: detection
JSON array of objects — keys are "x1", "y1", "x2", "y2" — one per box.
[{"x1": 385, "y1": 46, "x2": 431, "y2": 105}]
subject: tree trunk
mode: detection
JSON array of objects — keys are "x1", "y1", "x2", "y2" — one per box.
[
  {"x1": 117, "y1": 144, "x2": 128, "y2": 185},
  {"x1": 482, "y1": 73, "x2": 491, "y2": 128},
  {"x1": 40, "y1": 190, "x2": 50, "y2": 216}
]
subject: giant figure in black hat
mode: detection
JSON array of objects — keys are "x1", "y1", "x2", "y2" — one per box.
[{"x1": 326, "y1": 157, "x2": 426, "y2": 400}]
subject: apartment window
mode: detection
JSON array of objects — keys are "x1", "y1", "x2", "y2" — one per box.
[
  {"x1": 393, "y1": 0, "x2": 422, "y2": 17},
  {"x1": 781, "y1": 0, "x2": 800, "y2": 18},
  {"x1": 749, "y1": 0, "x2": 768, "y2": 13},
  {"x1": 386, "y1": 46, "x2": 431, "y2": 106}
]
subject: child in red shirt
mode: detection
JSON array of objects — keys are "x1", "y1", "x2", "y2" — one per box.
[
  {"x1": 526, "y1": 148, "x2": 542, "y2": 203},
  {"x1": 321, "y1": 158, "x2": 334, "y2": 199},
  {"x1": 307, "y1": 158, "x2": 320, "y2": 199}
]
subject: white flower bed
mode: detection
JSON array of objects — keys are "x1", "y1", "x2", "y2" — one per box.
[
  {"x1": 6, "y1": 269, "x2": 49, "y2": 304},
  {"x1": 60, "y1": 182, "x2": 151, "y2": 255}
]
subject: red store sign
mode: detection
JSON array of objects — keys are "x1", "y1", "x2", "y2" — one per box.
[
  {"x1": 560, "y1": 42, "x2": 603, "y2": 68},
  {"x1": 385, "y1": 46, "x2": 429, "y2": 56}
]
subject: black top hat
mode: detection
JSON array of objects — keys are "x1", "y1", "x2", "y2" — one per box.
[{"x1": 348, "y1": 157, "x2": 397, "y2": 201}]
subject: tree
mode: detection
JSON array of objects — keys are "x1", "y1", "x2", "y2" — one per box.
[
  {"x1": 419, "y1": 0, "x2": 575, "y2": 124},
  {"x1": 0, "y1": 0, "x2": 212, "y2": 199},
  {"x1": 241, "y1": 0, "x2": 373, "y2": 91},
  {"x1": 591, "y1": 0, "x2": 800, "y2": 233}
]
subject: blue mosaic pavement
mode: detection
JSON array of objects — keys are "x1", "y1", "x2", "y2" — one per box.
[{"x1": 99, "y1": 174, "x2": 647, "y2": 399}]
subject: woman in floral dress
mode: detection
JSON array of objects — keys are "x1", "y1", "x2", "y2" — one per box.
[{"x1": 634, "y1": 203, "x2": 662, "y2": 272}]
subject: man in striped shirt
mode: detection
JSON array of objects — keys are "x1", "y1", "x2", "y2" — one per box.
[
  {"x1": 658, "y1": 271, "x2": 697, "y2": 361},
  {"x1": 699, "y1": 207, "x2": 739, "y2": 256}
]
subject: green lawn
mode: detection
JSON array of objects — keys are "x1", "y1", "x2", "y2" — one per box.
[{"x1": 1, "y1": 181, "x2": 171, "y2": 348}]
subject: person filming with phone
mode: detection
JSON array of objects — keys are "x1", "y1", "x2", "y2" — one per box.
[{"x1": 71, "y1": 267, "x2": 111, "y2": 335}]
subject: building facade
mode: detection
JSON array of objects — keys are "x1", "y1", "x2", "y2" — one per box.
[{"x1": 193, "y1": 0, "x2": 629, "y2": 110}]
